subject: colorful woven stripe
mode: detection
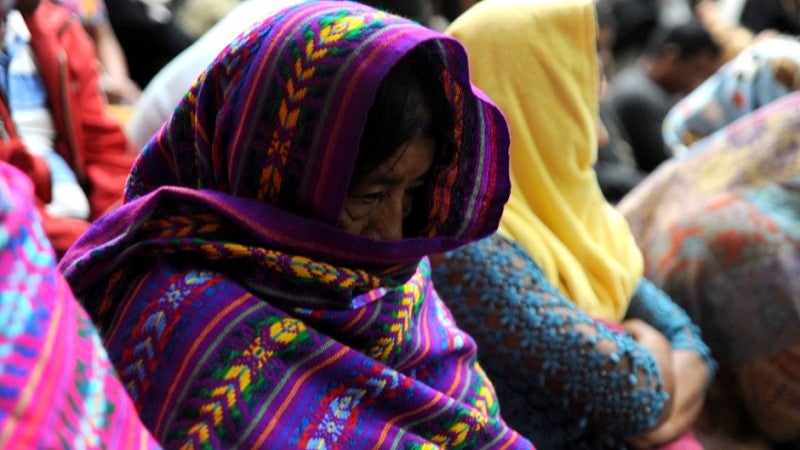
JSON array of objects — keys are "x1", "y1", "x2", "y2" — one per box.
[
  {"x1": 59, "y1": 2, "x2": 525, "y2": 449},
  {"x1": 0, "y1": 162, "x2": 159, "y2": 449},
  {"x1": 97, "y1": 259, "x2": 528, "y2": 448}
]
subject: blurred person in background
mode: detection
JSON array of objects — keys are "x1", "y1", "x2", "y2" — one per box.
[
  {"x1": 105, "y1": 0, "x2": 194, "y2": 87},
  {"x1": 0, "y1": 0, "x2": 136, "y2": 257},
  {"x1": 610, "y1": 20, "x2": 720, "y2": 173},
  {"x1": 55, "y1": 0, "x2": 141, "y2": 105}
]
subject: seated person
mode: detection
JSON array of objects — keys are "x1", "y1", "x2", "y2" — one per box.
[
  {"x1": 0, "y1": 161, "x2": 160, "y2": 449},
  {"x1": 59, "y1": 2, "x2": 534, "y2": 448},
  {"x1": 619, "y1": 90, "x2": 800, "y2": 448},
  {"x1": 0, "y1": 0, "x2": 136, "y2": 257},
  {"x1": 435, "y1": 0, "x2": 716, "y2": 448},
  {"x1": 610, "y1": 19, "x2": 720, "y2": 172},
  {"x1": 56, "y1": 0, "x2": 141, "y2": 105}
]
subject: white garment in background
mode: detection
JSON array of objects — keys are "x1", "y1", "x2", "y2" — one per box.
[
  {"x1": 717, "y1": 0, "x2": 747, "y2": 26},
  {"x1": 127, "y1": 0, "x2": 304, "y2": 149},
  {"x1": 657, "y1": 0, "x2": 693, "y2": 27}
]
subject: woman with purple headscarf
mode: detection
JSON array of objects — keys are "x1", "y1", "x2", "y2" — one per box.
[{"x1": 60, "y1": 2, "x2": 533, "y2": 448}]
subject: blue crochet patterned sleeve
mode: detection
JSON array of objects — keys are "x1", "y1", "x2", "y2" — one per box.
[
  {"x1": 431, "y1": 233, "x2": 669, "y2": 449},
  {"x1": 625, "y1": 278, "x2": 717, "y2": 378}
]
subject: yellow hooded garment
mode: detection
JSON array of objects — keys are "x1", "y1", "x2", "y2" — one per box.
[{"x1": 447, "y1": 0, "x2": 643, "y2": 321}]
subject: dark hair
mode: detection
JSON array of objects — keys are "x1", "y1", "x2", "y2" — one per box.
[
  {"x1": 354, "y1": 46, "x2": 455, "y2": 235},
  {"x1": 603, "y1": 0, "x2": 658, "y2": 56},
  {"x1": 355, "y1": 47, "x2": 452, "y2": 177},
  {"x1": 437, "y1": 0, "x2": 463, "y2": 23},
  {"x1": 645, "y1": 20, "x2": 721, "y2": 60},
  {"x1": 358, "y1": 0, "x2": 434, "y2": 26}
]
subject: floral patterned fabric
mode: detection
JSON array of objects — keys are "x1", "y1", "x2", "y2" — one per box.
[
  {"x1": 620, "y1": 91, "x2": 800, "y2": 444},
  {"x1": 662, "y1": 36, "x2": 800, "y2": 154}
]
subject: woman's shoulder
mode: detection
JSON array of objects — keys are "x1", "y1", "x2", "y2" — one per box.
[
  {"x1": 133, "y1": 260, "x2": 249, "y2": 308},
  {"x1": 109, "y1": 259, "x2": 256, "y2": 342}
]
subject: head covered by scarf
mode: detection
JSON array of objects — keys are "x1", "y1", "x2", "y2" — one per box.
[
  {"x1": 0, "y1": 162, "x2": 160, "y2": 449},
  {"x1": 447, "y1": 0, "x2": 643, "y2": 321},
  {"x1": 57, "y1": 3, "x2": 530, "y2": 448},
  {"x1": 61, "y1": 0, "x2": 510, "y2": 309}
]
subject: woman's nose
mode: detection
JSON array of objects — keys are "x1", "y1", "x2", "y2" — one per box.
[{"x1": 374, "y1": 195, "x2": 405, "y2": 241}]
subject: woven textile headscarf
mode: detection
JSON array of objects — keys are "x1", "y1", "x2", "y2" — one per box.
[
  {"x1": 0, "y1": 162, "x2": 160, "y2": 449},
  {"x1": 60, "y1": 2, "x2": 527, "y2": 448},
  {"x1": 447, "y1": 0, "x2": 643, "y2": 321},
  {"x1": 61, "y1": 0, "x2": 510, "y2": 308}
]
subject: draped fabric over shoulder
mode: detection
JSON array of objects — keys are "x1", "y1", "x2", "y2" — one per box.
[
  {"x1": 0, "y1": 162, "x2": 160, "y2": 449},
  {"x1": 446, "y1": 0, "x2": 643, "y2": 321},
  {"x1": 619, "y1": 91, "x2": 800, "y2": 443},
  {"x1": 59, "y1": 2, "x2": 528, "y2": 448}
]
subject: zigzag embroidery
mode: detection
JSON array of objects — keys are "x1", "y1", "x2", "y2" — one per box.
[
  {"x1": 367, "y1": 281, "x2": 420, "y2": 362},
  {"x1": 257, "y1": 11, "x2": 386, "y2": 201},
  {"x1": 121, "y1": 270, "x2": 215, "y2": 406},
  {"x1": 180, "y1": 315, "x2": 311, "y2": 448},
  {"x1": 299, "y1": 365, "x2": 401, "y2": 447}
]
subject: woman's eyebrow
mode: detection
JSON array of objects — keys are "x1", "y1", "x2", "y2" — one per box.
[
  {"x1": 364, "y1": 173, "x2": 405, "y2": 186},
  {"x1": 372, "y1": 171, "x2": 428, "y2": 186}
]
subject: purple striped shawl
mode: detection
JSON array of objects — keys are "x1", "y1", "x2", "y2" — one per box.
[
  {"x1": 61, "y1": 0, "x2": 510, "y2": 308},
  {"x1": 59, "y1": 2, "x2": 528, "y2": 448}
]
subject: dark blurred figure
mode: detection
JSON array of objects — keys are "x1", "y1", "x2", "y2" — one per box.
[
  {"x1": 105, "y1": 0, "x2": 194, "y2": 87},
  {"x1": 740, "y1": 0, "x2": 800, "y2": 35},
  {"x1": 598, "y1": 0, "x2": 659, "y2": 67},
  {"x1": 595, "y1": 4, "x2": 647, "y2": 202},
  {"x1": 610, "y1": 20, "x2": 720, "y2": 173},
  {"x1": 596, "y1": 102, "x2": 647, "y2": 203}
]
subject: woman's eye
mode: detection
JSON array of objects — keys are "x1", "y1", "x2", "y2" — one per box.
[{"x1": 356, "y1": 192, "x2": 383, "y2": 204}]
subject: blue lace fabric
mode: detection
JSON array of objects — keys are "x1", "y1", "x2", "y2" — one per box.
[{"x1": 431, "y1": 233, "x2": 716, "y2": 449}]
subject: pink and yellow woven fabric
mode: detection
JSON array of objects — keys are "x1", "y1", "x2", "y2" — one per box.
[{"x1": 0, "y1": 161, "x2": 159, "y2": 449}]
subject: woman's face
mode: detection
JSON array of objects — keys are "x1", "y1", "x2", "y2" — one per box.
[{"x1": 339, "y1": 137, "x2": 435, "y2": 240}]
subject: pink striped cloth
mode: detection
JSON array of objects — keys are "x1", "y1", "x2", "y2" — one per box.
[{"x1": 0, "y1": 161, "x2": 160, "y2": 449}]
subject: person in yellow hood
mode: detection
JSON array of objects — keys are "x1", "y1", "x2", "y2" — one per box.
[{"x1": 431, "y1": 0, "x2": 716, "y2": 448}]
